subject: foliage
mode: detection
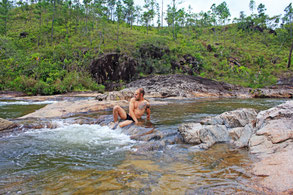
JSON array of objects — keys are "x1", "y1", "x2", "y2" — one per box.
[{"x1": 0, "y1": 0, "x2": 292, "y2": 95}]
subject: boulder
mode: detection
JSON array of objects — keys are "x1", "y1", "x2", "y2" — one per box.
[
  {"x1": 178, "y1": 123, "x2": 229, "y2": 149},
  {"x1": 248, "y1": 101, "x2": 293, "y2": 193},
  {"x1": 228, "y1": 124, "x2": 254, "y2": 148},
  {"x1": 106, "y1": 88, "x2": 134, "y2": 101},
  {"x1": 178, "y1": 108, "x2": 257, "y2": 149},
  {"x1": 90, "y1": 53, "x2": 137, "y2": 90},
  {"x1": 201, "y1": 108, "x2": 257, "y2": 128},
  {"x1": 0, "y1": 118, "x2": 17, "y2": 131},
  {"x1": 126, "y1": 74, "x2": 251, "y2": 98},
  {"x1": 95, "y1": 94, "x2": 107, "y2": 101},
  {"x1": 249, "y1": 101, "x2": 293, "y2": 156},
  {"x1": 178, "y1": 108, "x2": 258, "y2": 149}
]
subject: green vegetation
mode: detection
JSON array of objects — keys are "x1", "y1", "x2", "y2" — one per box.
[{"x1": 0, "y1": 0, "x2": 293, "y2": 95}]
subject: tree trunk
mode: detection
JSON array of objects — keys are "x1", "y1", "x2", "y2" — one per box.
[
  {"x1": 117, "y1": 20, "x2": 119, "y2": 43},
  {"x1": 85, "y1": 5, "x2": 88, "y2": 35},
  {"x1": 4, "y1": 16, "x2": 7, "y2": 36},
  {"x1": 38, "y1": 11, "x2": 42, "y2": 48},
  {"x1": 51, "y1": 0, "x2": 56, "y2": 44},
  {"x1": 288, "y1": 40, "x2": 293, "y2": 69},
  {"x1": 172, "y1": 0, "x2": 175, "y2": 39},
  {"x1": 130, "y1": 13, "x2": 133, "y2": 30},
  {"x1": 161, "y1": 0, "x2": 163, "y2": 27},
  {"x1": 98, "y1": 31, "x2": 102, "y2": 53}
]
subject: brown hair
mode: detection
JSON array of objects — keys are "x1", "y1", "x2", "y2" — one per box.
[{"x1": 138, "y1": 88, "x2": 145, "y2": 96}]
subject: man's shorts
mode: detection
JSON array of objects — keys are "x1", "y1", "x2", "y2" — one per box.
[{"x1": 126, "y1": 114, "x2": 135, "y2": 122}]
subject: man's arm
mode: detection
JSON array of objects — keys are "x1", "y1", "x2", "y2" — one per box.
[
  {"x1": 129, "y1": 98, "x2": 138, "y2": 124},
  {"x1": 146, "y1": 102, "x2": 150, "y2": 120}
]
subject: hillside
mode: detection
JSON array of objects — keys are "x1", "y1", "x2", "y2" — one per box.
[{"x1": 0, "y1": 2, "x2": 293, "y2": 95}]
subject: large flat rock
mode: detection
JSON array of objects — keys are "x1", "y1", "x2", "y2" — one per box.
[{"x1": 19, "y1": 100, "x2": 129, "y2": 119}]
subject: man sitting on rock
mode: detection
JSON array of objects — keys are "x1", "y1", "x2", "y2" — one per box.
[{"x1": 112, "y1": 88, "x2": 150, "y2": 128}]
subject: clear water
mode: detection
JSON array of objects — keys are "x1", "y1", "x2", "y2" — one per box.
[{"x1": 0, "y1": 98, "x2": 288, "y2": 194}]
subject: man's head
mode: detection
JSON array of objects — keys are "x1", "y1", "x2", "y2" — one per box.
[{"x1": 134, "y1": 88, "x2": 145, "y2": 101}]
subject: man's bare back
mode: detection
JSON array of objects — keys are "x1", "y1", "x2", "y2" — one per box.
[{"x1": 112, "y1": 88, "x2": 150, "y2": 128}]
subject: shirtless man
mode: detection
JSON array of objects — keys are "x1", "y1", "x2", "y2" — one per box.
[{"x1": 112, "y1": 88, "x2": 150, "y2": 128}]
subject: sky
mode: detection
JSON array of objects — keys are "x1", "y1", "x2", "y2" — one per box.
[{"x1": 134, "y1": 0, "x2": 292, "y2": 22}]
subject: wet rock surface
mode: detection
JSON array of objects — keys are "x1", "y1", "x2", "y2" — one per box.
[
  {"x1": 178, "y1": 101, "x2": 293, "y2": 193},
  {"x1": 96, "y1": 115, "x2": 183, "y2": 152},
  {"x1": 0, "y1": 118, "x2": 17, "y2": 131}
]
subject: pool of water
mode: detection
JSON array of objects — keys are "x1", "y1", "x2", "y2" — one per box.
[{"x1": 0, "y1": 98, "x2": 288, "y2": 194}]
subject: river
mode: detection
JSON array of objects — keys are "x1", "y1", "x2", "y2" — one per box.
[{"x1": 0, "y1": 98, "x2": 287, "y2": 194}]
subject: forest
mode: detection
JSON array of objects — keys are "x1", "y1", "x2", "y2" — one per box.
[{"x1": 0, "y1": 0, "x2": 293, "y2": 95}]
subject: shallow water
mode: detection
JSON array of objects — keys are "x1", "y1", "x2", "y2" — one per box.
[{"x1": 0, "y1": 98, "x2": 288, "y2": 194}]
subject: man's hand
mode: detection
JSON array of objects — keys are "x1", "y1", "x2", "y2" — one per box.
[{"x1": 146, "y1": 102, "x2": 151, "y2": 120}]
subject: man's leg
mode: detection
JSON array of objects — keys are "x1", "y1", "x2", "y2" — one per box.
[
  {"x1": 113, "y1": 105, "x2": 127, "y2": 122},
  {"x1": 118, "y1": 120, "x2": 133, "y2": 128}
]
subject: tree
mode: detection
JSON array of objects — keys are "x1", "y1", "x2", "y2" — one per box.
[
  {"x1": 283, "y1": 3, "x2": 293, "y2": 68},
  {"x1": 123, "y1": 0, "x2": 135, "y2": 29},
  {"x1": 156, "y1": 2, "x2": 160, "y2": 27},
  {"x1": 0, "y1": 0, "x2": 12, "y2": 35},
  {"x1": 72, "y1": 0, "x2": 82, "y2": 33},
  {"x1": 177, "y1": 8, "x2": 185, "y2": 27},
  {"x1": 257, "y1": 3, "x2": 267, "y2": 28},
  {"x1": 161, "y1": 0, "x2": 163, "y2": 27},
  {"x1": 215, "y1": 1, "x2": 230, "y2": 26},
  {"x1": 35, "y1": 0, "x2": 45, "y2": 47},
  {"x1": 215, "y1": 1, "x2": 230, "y2": 45},
  {"x1": 107, "y1": 0, "x2": 116, "y2": 21},
  {"x1": 165, "y1": 0, "x2": 180, "y2": 39},
  {"x1": 115, "y1": 0, "x2": 123, "y2": 43},
  {"x1": 249, "y1": 0, "x2": 255, "y2": 15},
  {"x1": 51, "y1": 0, "x2": 56, "y2": 44},
  {"x1": 134, "y1": 5, "x2": 141, "y2": 25},
  {"x1": 171, "y1": 0, "x2": 176, "y2": 39},
  {"x1": 142, "y1": 0, "x2": 155, "y2": 34},
  {"x1": 186, "y1": 5, "x2": 195, "y2": 27},
  {"x1": 83, "y1": 0, "x2": 92, "y2": 35}
]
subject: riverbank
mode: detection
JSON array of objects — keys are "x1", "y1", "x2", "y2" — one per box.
[{"x1": 1, "y1": 74, "x2": 292, "y2": 119}]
